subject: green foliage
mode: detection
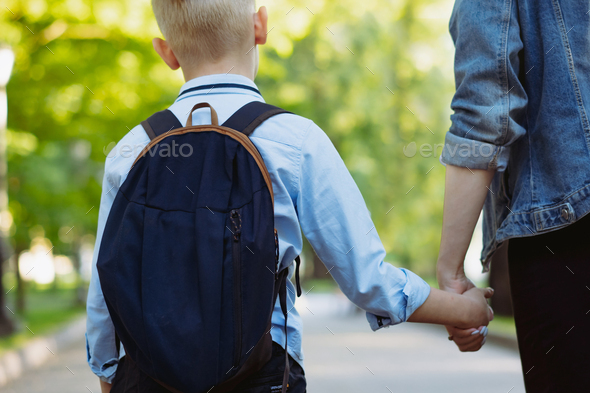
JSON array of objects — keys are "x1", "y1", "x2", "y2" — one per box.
[
  {"x1": 1, "y1": 0, "x2": 457, "y2": 276},
  {"x1": 259, "y1": 0, "x2": 456, "y2": 274},
  {"x1": 2, "y1": 0, "x2": 178, "y2": 255}
]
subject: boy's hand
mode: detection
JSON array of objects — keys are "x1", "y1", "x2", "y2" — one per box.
[{"x1": 461, "y1": 286, "x2": 495, "y2": 328}]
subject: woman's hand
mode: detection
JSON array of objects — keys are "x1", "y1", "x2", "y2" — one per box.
[
  {"x1": 449, "y1": 325, "x2": 488, "y2": 352},
  {"x1": 437, "y1": 269, "x2": 476, "y2": 295}
]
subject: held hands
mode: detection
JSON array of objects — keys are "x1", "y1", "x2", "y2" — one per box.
[
  {"x1": 439, "y1": 272, "x2": 495, "y2": 352},
  {"x1": 438, "y1": 271, "x2": 476, "y2": 296},
  {"x1": 461, "y1": 286, "x2": 495, "y2": 328}
]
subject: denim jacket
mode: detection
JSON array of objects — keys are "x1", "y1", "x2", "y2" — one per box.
[{"x1": 442, "y1": 0, "x2": 590, "y2": 271}]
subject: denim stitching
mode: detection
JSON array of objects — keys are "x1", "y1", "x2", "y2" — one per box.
[
  {"x1": 528, "y1": 123, "x2": 537, "y2": 206},
  {"x1": 551, "y1": 0, "x2": 590, "y2": 151},
  {"x1": 487, "y1": 0, "x2": 512, "y2": 170},
  {"x1": 495, "y1": 0, "x2": 513, "y2": 169}
]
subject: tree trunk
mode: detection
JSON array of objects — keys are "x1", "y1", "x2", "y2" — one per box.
[
  {"x1": 0, "y1": 249, "x2": 14, "y2": 336},
  {"x1": 488, "y1": 241, "x2": 513, "y2": 317},
  {"x1": 71, "y1": 237, "x2": 86, "y2": 306},
  {"x1": 14, "y1": 244, "x2": 25, "y2": 314},
  {"x1": 0, "y1": 70, "x2": 14, "y2": 335}
]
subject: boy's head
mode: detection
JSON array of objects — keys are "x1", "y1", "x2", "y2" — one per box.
[{"x1": 151, "y1": 0, "x2": 267, "y2": 80}]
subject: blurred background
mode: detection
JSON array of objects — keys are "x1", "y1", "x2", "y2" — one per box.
[{"x1": 0, "y1": 0, "x2": 520, "y2": 391}]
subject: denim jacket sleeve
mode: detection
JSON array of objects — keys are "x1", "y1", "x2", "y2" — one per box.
[{"x1": 442, "y1": 0, "x2": 528, "y2": 172}]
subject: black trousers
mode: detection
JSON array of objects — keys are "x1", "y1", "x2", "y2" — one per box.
[
  {"x1": 111, "y1": 342, "x2": 306, "y2": 393},
  {"x1": 508, "y1": 215, "x2": 590, "y2": 392}
]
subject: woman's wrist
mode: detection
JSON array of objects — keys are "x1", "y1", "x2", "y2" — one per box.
[
  {"x1": 436, "y1": 264, "x2": 468, "y2": 288},
  {"x1": 436, "y1": 255, "x2": 466, "y2": 276}
]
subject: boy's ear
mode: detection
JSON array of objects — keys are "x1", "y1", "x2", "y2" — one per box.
[
  {"x1": 152, "y1": 38, "x2": 181, "y2": 70},
  {"x1": 254, "y1": 6, "x2": 268, "y2": 46}
]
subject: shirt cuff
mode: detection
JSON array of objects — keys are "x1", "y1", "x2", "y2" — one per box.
[
  {"x1": 441, "y1": 132, "x2": 510, "y2": 172},
  {"x1": 99, "y1": 370, "x2": 117, "y2": 384},
  {"x1": 90, "y1": 357, "x2": 118, "y2": 384},
  {"x1": 86, "y1": 335, "x2": 120, "y2": 384},
  {"x1": 365, "y1": 268, "x2": 431, "y2": 331}
]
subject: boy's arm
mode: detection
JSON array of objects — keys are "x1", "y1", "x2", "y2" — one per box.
[
  {"x1": 408, "y1": 286, "x2": 493, "y2": 328},
  {"x1": 87, "y1": 127, "x2": 153, "y2": 386},
  {"x1": 295, "y1": 123, "x2": 489, "y2": 329},
  {"x1": 86, "y1": 147, "x2": 133, "y2": 385},
  {"x1": 100, "y1": 380, "x2": 112, "y2": 393}
]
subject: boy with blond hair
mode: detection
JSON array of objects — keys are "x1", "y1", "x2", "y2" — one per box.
[{"x1": 86, "y1": 1, "x2": 494, "y2": 392}]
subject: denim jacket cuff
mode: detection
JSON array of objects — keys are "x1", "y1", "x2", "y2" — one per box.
[{"x1": 441, "y1": 132, "x2": 510, "y2": 172}]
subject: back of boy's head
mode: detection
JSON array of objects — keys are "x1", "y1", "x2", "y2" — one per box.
[{"x1": 152, "y1": 0, "x2": 256, "y2": 64}]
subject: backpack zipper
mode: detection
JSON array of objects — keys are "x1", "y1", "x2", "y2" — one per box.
[
  {"x1": 274, "y1": 229, "x2": 280, "y2": 272},
  {"x1": 230, "y1": 209, "x2": 242, "y2": 367}
]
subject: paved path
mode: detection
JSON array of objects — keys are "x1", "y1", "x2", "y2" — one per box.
[
  {"x1": 2, "y1": 335, "x2": 100, "y2": 393},
  {"x1": 300, "y1": 295, "x2": 525, "y2": 393},
  {"x1": 3, "y1": 294, "x2": 525, "y2": 393}
]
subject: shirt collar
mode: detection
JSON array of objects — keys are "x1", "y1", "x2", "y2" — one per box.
[{"x1": 176, "y1": 74, "x2": 262, "y2": 102}]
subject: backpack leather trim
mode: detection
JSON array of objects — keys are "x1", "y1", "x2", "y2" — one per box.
[{"x1": 132, "y1": 125, "x2": 275, "y2": 206}]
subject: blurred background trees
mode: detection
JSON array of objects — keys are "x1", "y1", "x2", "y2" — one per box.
[{"x1": 0, "y1": 0, "x2": 506, "y2": 339}]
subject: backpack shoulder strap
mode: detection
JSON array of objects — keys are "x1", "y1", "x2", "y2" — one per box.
[
  {"x1": 141, "y1": 109, "x2": 183, "y2": 141},
  {"x1": 222, "y1": 101, "x2": 291, "y2": 136},
  {"x1": 141, "y1": 102, "x2": 288, "y2": 140}
]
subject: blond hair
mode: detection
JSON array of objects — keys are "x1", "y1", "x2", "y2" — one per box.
[{"x1": 152, "y1": 0, "x2": 256, "y2": 63}]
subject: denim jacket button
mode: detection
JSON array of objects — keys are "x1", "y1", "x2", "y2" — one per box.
[{"x1": 561, "y1": 208, "x2": 570, "y2": 222}]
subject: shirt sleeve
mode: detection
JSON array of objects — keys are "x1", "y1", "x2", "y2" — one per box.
[
  {"x1": 442, "y1": 0, "x2": 528, "y2": 172},
  {"x1": 85, "y1": 159, "x2": 122, "y2": 383},
  {"x1": 296, "y1": 123, "x2": 431, "y2": 330}
]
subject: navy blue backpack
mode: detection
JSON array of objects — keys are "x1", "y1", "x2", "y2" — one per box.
[{"x1": 97, "y1": 102, "x2": 302, "y2": 392}]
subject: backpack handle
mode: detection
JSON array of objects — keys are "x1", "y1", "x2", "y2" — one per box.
[{"x1": 186, "y1": 102, "x2": 219, "y2": 127}]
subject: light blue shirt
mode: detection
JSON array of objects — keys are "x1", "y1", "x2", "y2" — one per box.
[{"x1": 86, "y1": 74, "x2": 431, "y2": 383}]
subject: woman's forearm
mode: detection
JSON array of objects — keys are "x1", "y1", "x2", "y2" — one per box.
[{"x1": 437, "y1": 165, "x2": 496, "y2": 278}]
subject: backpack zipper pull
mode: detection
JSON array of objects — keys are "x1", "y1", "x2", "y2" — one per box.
[
  {"x1": 231, "y1": 210, "x2": 241, "y2": 241},
  {"x1": 274, "y1": 229, "x2": 280, "y2": 273}
]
